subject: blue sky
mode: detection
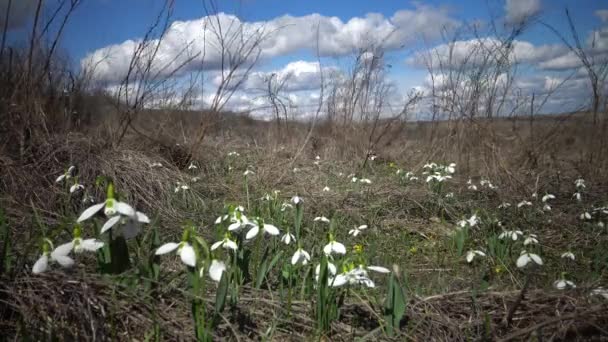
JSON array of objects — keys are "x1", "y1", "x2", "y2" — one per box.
[{"x1": 3, "y1": 0, "x2": 607, "y2": 116}]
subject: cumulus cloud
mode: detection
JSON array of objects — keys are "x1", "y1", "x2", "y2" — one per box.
[
  {"x1": 407, "y1": 37, "x2": 566, "y2": 69},
  {"x1": 504, "y1": 0, "x2": 541, "y2": 25},
  {"x1": 82, "y1": 5, "x2": 460, "y2": 83}
]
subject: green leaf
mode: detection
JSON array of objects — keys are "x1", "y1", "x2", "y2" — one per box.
[
  {"x1": 215, "y1": 271, "x2": 229, "y2": 314},
  {"x1": 383, "y1": 273, "x2": 407, "y2": 336}
]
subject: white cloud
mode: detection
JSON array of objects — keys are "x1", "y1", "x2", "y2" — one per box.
[
  {"x1": 504, "y1": 0, "x2": 541, "y2": 25},
  {"x1": 82, "y1": 5, "x2": 460, "y2": 83},
  {"x1": 596, "y1": 10, "x2": 608, "y2": 22},
  {"x1": 407, "y1": 37, "x2": 566, "y2": 69}
]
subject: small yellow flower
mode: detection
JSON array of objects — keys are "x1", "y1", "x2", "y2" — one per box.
[
  {"x1": 494, "y1": 265, "x2": 504, "y2": 274},
  {"x1": 388, "y1": 162, "x2": 396, "y2": 168},
  {"x1": 409, "y1": 246, "x2": 418, "y2": 254},
  {"x1": 353, "y1": 244, "x2": 364, "y2": 254}
]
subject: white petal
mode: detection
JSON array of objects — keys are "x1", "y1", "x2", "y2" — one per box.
[
  {"x1": 367, "y1": 265, "x2": 390, "y2": 273},
  {"x1": 54, "y1": 255, "x2": 75, "y2": 267},
  {"x1": 115, "y1": 202, "x2": 135, "y2": 216},
  {"x1": 332, "y1": 242, "x2": 346, "y2": 255},
  {"x1": 263, "y1": 224, "x2": 280, "y2": 236},
  {"x1": 466, "y1": 252, "x2": 474, "y2": 263},
  {"x1": 323, "y1": 243, "x2": 332, "y2": 255},
  {"x1": 529, "y1": 253, "x2": 543, "y2": 265},
  {"x1": 100, "y1": 215, "x2": 122, "y2": 234},
  {"x1": 136, "y1": 212, "x2": 150, "y2": 223},
  {"x1": 291, "y1": 250, "x2": 303, "y2": 265},
  {"x1": 228, "y1": 222, "x2": 242, "y2": 231},
  {"x1": 179, "y1": 244, "x2": 196, "y2": 267},
  {"x1": 516, "y1": 254, "x2": 530, "y2": 268},
  {"x1": 211, "y1": 241, "x2": 223, "y2": 251},
  {"x1": 331, "y1": 274, "x2": 348, "y2": 287},
  {"x1": 55, "y1": 174, "x2": 66, "y2": 183},
  {"x1": 80, "y1": 239, "x2": 104, "y2": 252},
  {"x1": 52, "y1": 242, "x2": 74, "y2": 258},
  {"x1": 32, "y1": 254, "x2": 49, "y2": 274},
  {"x1": 77, "y1": 202, "x2": 105, "y2": 222},
  {"x1": 156, "y1": 242, "x2": 179, "y2": 255},
  {"x1": 225, "y1": 240, "x2": 238, "y2": 251},
  {"x1": 209, "y1": 260, "x2": 226, "y2": 282},
  {"x1": 245, "y1": 225, "x2": 260, "y2": 240}
]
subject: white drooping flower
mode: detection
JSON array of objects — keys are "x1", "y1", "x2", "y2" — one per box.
[
  {"x1": 322, "y1": 186, "x2": 330, "y2": 192},
  {"x1": 591, "y1": 287, "x2": 608, "y2": 300},
  {"x1": 245, "y1": 221, "x2": 280, "y2": 240},
  {"x1": 542, "y1": 194, "x2": 555, "y2": 202},
  {"x1": 516, "y1": 250, "x2": 543, "y2": 268},
  {"x1": 445, "y1": 163, "x2": 456, "y2": 174},
  {"x1": 574, "y1": 178, "x2": 586, "y2": 189},
  {"x1": 149, "y1": 162, "x2": 163, "y2": 168},
  {"x1": 227, "y1": 151, "x2": 240, "y2": 157},
  {"x1": 458, "y1": 214, "x2": 479, "y2": 228},
  {"x1": 291, "y1": 196, "x2": 302, "y2": 205},
  {"x1": 573, "y1": 192, "x2": 582, "y2": 201},
  {"x1": 359, "y1": 178, "x2": 372, "y2": 184},
  {"x1": 208, "y1": 259, "x2": 227, "y2": 282},
  {"x1": 323, "y1": 238, "x2": 346, "y2": 256},
  {"x1": 32, "y1": 240, "x2": 75, "y2": 274},
  {"x1": 314, "y1": 262, "x2": 337, "y2": 284},
  {"x1": 498, "y1": 202, "x2": 511, "y2": 209},
  {"x1": 314, "y1": 216, "x2": 330, "y2": 224},
  {"x1": 243, "y1": 170, "x2": 255, "y2": 177},
  {"x1": 55, "y1": 166, "x2": 76, "y2": 183},
  {"x1": 331, "y1": 266, "x2": 383, "y2": 288},
  {"x1": 561, "y1": 251, "x2": 575, "y2": 260},
  {"x1": 466, "y1": 250, "x2": 486, "y2": 263},
  {"x1": 188, "y1": 162, "x2": 198, "y2": 170},
  {"x1": 291, "y1": 248, "x2": 311, "y2": 265},
  {"x1": 498, "y1": 230, "x2": 524, "y2": 241},
  {"x1": 211, "y1": 236, "x2": 238, "y2": 251},
  {"x1": 155, "y1": 241, "x2": 196, "y2": 267},
  {"x1": 523, "y1": 234, "x2": 539, "y2": 246},
  {"x1": 580, "y1": 212, "x2": 592, "y2": 220},
  {"x1": 348, "y1": 225, "x2": 368, "y2": 237},
  {"x1": 77, "y1": 185, "x2": 136, "y2": 222},
  {"x1": 280, "y1": 232, "x2": 296, "y2": 245},
  {"x1": 517, "y1": 201, "x2": 532, "y2": 208},
  {"x1": 174, "y1": 182, "x2": 190, "y2": 193},
  {"x1": 554, "y1": 279, "x2": 576, "y2": 290},
  {"x1": 69, "y1": 183, "x2": 84, "y2": 194},
  {"x1": 100, "y1": 210, "x2": 149, "y2": 238}
]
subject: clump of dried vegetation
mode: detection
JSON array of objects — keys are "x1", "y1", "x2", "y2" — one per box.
[{"x1": 1, "y1": 0, "x2": 608, "y2": 340}]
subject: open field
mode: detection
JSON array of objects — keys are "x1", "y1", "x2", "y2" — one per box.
[{"x1": 1, "y1": 111, "x2": 608, "y2": 340}]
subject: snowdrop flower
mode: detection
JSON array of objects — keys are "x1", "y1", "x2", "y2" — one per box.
[
  {"x1": 208, "y1": 259, "x2": 227, "y2": 282},
  {"x1": 542, "y1": 194, "x2": 555, "y2": 202},
  {"x1": 554, "y1": 279, "x2": 576, "y2": 290},
  {"x1": 468, "y1": 184, "x2": 478, "y2": 191},
  {"x1": 315, "y1": 155, "x2": 321, "y2": 160},
  {"x1": 291, "y1": 248, "x2": 311, "y2": 265},
  {"x1": 291, "y1": 196, "x2": 303, "y2": 205},
  {"x1": 55, "y1": 166, "x2": 76, "y2": 183},
  {"x1": 69, "y1": 183, "x2": 84, "y2": 194},
  {"x1": 572, "y1": 192, "x2": 582, "y2": 201},
  {"x1": 281, "y1": 232, "x2": 296, "y2": 245},
  {"x1": 369, "y1": 154, "x2": 377, "y2": 161},
  {"x1": 466, "y1": 250, "x2": 486, "y2": 263},
  {"x1": 174, "y1": 183, "x2": 190, "y2": 193},
  {"x1": 561, "y1": 252, "x2": 575, "y2": 260},
  {"x1": 313, "y1": 160, "x2": 320, "y2": 166},
  {"x1": 32, "y1": 240, "x2": 74, "y2": 274},
  {"x1": 517, "y1": 201, "x2": 532, "y2": 208},
  {"x1": 445, "y1": 192, "x2": 454, "y2": 198},
  {"x1": 227, "y1": 212, "x2": 250, "y2": 232},
  {"x1": 188, "y1": 162, "x2": 198, "y2": 170},
  {"x1": 591, "y1": 287, "x2": 608, "y2": 300},
  {"x1": 332, "y1": 266, "x2": 376, "y2": 288},
  {"x1": 359, "y1": 178, "x2": 372, "y2": 184},
  {"x1": 192, "y1": 177, "x2": 200, "y2": 182},
  {"x1": 322, "y1": 186, "x2": 330, "y2": 192},
  {"x1": 215, "y1": 214, "x2": 229, "y2": 224},
  {"x1": 243, "y1": 170, "x2": 254, "y2": 176},
  {"x1": 149, "y1": 162, "x2": 162, "y2": 168},
  {"x1": 366, "y1": 265, "x2": 391, "y2": 273},
  {"x1": 280, "y1": 203, "x2": 293, "y2": 211},
  {"x1": 293, "y1": 167, "x2": 300, "y2": 173},
  {"x1": 516, "y1": 250, "x2": 543, "y2": 268},
  {"x1": 245, "y1": 220, "x2": 280, "y2": 240},
  {"x1": 77, "y1": 184, "x2": 135, "y2": 222},
  {"x1": 323, "y1": 236, "x2": 346, "y2": 256},
  {"x1": 445, "y1": 163, "x2": 456, "y2": 174},
  {"x1": 348, "y1": 225, "x2": 368, "y2": 237},
  {"x1": 211, "y1": 235, "x2": 238, "y2": 251},
  {"x1": 351, "y1": 176, "x2": 358, "y2": 183},
  {"x1": 156, "y1": 240, "x2": 196, "y2": 267},
  {"x1": 100, "y1": 210, "x2": 149, "y2": 235},
  {"x1": 543, "y1": 204, "x2": 552, "y2": 211},
  {"x1": 227, "y1": 151, "x2": 240, "y2": 157},
  {"x1": 523, "y1": 234, "x2": 539, "y2": 246},
  {"x1": 467, "y1": 214, "x2": 479, "y2": 227},
  {"x1": 498, "y1": 202, "x2": 511, "y2": 209},
  {"x1": 499, "y1": 230, "x2": 524, "y2": 241},
  {"x1": 314, "y1": 216, "x2": 330, "y2": 224},
  {"x1": 574, "y1": 178, "x2": 586, "y2": 189},
  {"x1": 580, "y1": 212, "x2": 592, "y2": 220}
]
